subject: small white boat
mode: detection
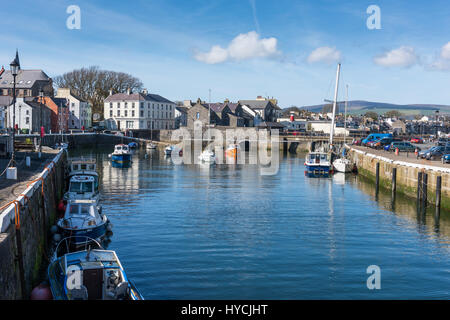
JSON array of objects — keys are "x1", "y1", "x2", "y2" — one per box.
[
  {"x1": 333, "y1": 158, "x2": 353, "y2": 173},
  {"x1": 146, "y1": 142, "x2": 157, "y2": 150},
  {"x1": 164, "y1": 146, "x2": 173, "y2": 155},
  {"x1": 198, "y1": 149, "x2": 216, "y2": 163},
  {"x1": 64, "y1": 175, "x2": 100, "y2": 203},
  {"x1": 305, "y1": 152, "x2": 332, "y2": 175}
]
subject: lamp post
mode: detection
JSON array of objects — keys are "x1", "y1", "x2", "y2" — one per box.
[
  {"x1": 39, "y1": 88, "x2": 44, "y2": 157},
  {"x1": 9, "y1": 52, "x2": 20, "y2": 166}
]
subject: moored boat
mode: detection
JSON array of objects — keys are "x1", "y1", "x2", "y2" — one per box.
[
  {"x1": 198, "y1": 149, "x2": 216, "y2": 163},
  {"x1": 110, "y1": 144, "x2": 132, "y2": 167},
  {"x1": 57, "y1": 200, "x2": 108, "y2": 246},
  {"x1": 332, "y1": 157, "x2": 353, "y2": 173},
  {"x1": 64, "y1": 175, "x2": 100, "y2": 203},
  {"x1": 48, "y1": 237, "x2": 144, "y2": 300},
  {"x1": 305, "y1": 152, "x2": 332, "y2": 175}
]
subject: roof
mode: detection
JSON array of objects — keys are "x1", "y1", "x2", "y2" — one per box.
[
  {"x1": 0, "y1": 69, "x2": 51, "y2": 89},
  {"x1": 257, "y1": 121, "x2": 285, "y2": 128},
  {"x1": 0, "y1": 96, "x2": 12, "y2": 107},
  {"x1": 105, "y1": 92, "x2": 147, "y2": 102},
  {"x1": 206, "y1": 103, "x2": 227, "y2": 113},
  {"x1": 239, "y1": 99, "x2": 273, "y2": 110},
  {"x1": 175, "y1": 106, "x2": 188, "y2": 113},
  {"x1": 145, "y1": 93, "x2": 174, "y2": 104}
]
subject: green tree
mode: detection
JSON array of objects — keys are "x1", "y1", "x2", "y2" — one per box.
[
  {"x1": 384, "y1": 110, "x2": 402, "y2": 118},
  {"x1": 364, "y1": 111, "x2": 378, "y2": 121}
]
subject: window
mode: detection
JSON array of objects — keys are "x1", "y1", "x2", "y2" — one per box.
[
  {"x1": 71, "y1": 103, "x2": 75, "y2": 107},
  {"x1": 117, "y1": 110, "x2": 120, "y2": 116},
  {"x1": 110, "y1": 110, "x2": 113, "y2": 117},
  {"x1": 125, "y1": 110, "x2": 128, "y2": 117},
  {"x1": 131, "y1": 110, "x2": 135, "y2": 117},
  {"x1": 125, "y1": 102, "x2": 128, "y2": 108},
  {"x1": 110, "y1": 103, "x2": 113, "y2": 108},
  {"x1": 26, "y1": 117, "x2": 29, "y2": 124},
  {"x1": 140, "y1": 110, "x2": 143, "y2": 117},
  {"x1": 132, "y1": 102, "x2": 135, "y2": 108},
  {"x1": 126, "y1": 121, "x2": 134, "y2": 129},
  {"x1": 117, "y1": 102, "x2": 120, "y2": 108},
  {"x1": 140, "y1": 102, "x2": 144, "y2": 108},
  {"x1": 196, "y1": 112, "x2": 200, "y2": 119}
]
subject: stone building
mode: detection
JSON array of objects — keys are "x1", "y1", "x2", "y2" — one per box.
[{"x1": 0, "y1": 69, "x2": 53, "y2": 98}]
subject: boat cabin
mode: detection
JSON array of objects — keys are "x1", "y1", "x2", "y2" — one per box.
[
  {"x1": 48, "y1": 247, "x2": 143, "y2": 300},
  {"x1": 65, "y1": 175, "x2": 99, "y2": 201},
  {"x1": 113, "y1": 144, "x2": 130, "y2": 154},
  {"x1": 59, "y1": 200, "x2": 103, "y2": 230},
  {"x1": 307, "y1": 152, "x2": 330, "y2": 166}
]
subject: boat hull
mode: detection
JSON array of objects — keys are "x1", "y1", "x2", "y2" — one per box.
[
  {"x1": 305, "y1": 164, "x2": 331, "y2": 175},
  {"x1": 58, "y1": 223, "x2": 107, "y2": 246},
  {"x1": 111, "y1": 154, "x2": 131, "y2": 163}
]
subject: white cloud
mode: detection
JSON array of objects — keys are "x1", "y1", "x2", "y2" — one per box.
[
  {"x1": 307, "y1": 46, "x2": 341, "y2": 64},
  {"x1": 373, "y1": 46, "x2": 417, "y2": 68},
  {"x1": 194, "y1": 31, "x2": 279, "y2": 64},
  {"x1": 428, "y1": 42, "x2": 450, "y2": 71}
]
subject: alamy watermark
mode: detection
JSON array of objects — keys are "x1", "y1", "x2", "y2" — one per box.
[
  {"x1": 366, "y1": 265, "x2": 381, "y2": 290},
  {"x1": 366, "y1": 5, "x2": 381, "y2": 30},
  {"x1": 66, "y1": 5, "x2": 81, "y2": 30},
  {"x1": 170, "y1": 121, "x2": 280, "y2": 176}
]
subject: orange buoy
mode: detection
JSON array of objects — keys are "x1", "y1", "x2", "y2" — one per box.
[{"x1": 31, "y1": 282, "x2": 53, "y2": 300}]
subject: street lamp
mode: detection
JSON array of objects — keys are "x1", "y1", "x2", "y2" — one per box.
[
  {"x1": 9, "y1": 51, "x2": 20, "y2": 166},
  {"x1": 39, "y1": 88, "x2": 44, "y2": 157}
]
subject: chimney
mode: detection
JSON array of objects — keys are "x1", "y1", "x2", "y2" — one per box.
[
  {"x1": 109, "y1": 89, "x2": 113, "y2": 96},
  {"x1": 142, "y1": 88, "x2": 148, "y2": 95},
  {"x1": 127, "y1": 88, "x2": 131, "y2": 95}
]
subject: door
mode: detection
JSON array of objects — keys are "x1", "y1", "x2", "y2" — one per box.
[{"x1": 83, "y1": 268, "x2": 103, "y2": 299}]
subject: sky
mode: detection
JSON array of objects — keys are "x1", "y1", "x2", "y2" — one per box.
[{"x1": 1, "y1": 0, "x2": 450, "y2": 108}]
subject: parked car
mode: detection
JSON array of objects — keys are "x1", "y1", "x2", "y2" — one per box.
[
  {"x1": 410, "y1": 137, "x2": 423, "y2": 144},
  {"x1": 372, "y1": 137, "x2": 393, "y2": 149},
  {"x1": 437, "y1": 137, "x2": 448, "y2": 146},
  {"x1": 352, "y1": 139, "x2": 362, "y2": 146},
  {"x1": 384, "y1": 141, "x2": 418, "y2": 152},
  {"x1": 425, "y1": 146, "x2": 448, "y2": 160},
  {"x1": 362, "y1": 133, "x2": 393, "y2": 146},
  {"x1": 418, "y1": 146, "x2": 442, "y2": 159},
  {"x1": 442, "y1": 154, "x2": 450, "y2": 164}
]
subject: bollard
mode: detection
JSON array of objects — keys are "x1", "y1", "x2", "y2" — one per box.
[
  {"x1": 392, "y1": 167, "x2": 397, "y2": 197},
  {"x1": 375, "y1": 162, "x2": 380, "y2": 195},
  {"x1": 436, "y1": 176, "x2": 442, "y2": 219}
]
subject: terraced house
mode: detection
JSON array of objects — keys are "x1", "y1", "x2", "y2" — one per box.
[{"x1": 104, "y1": 89, "x2": 175, "y2": 131}]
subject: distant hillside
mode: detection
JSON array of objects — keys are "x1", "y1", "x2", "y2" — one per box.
[{"x1": 299, "y1": 100, "x2": 450, "y2": 115}]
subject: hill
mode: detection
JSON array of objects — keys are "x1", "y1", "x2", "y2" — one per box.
[{"x1": 299, "y1": 100, "x2": 450, "y2": 115}]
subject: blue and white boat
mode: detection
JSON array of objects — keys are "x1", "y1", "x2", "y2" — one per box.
[
  {"x1": 48, "y1": 237, "x2": 144, "y2": 300},
  {"x1": 57, "y1": 200, "x2": 108, "y2": 246},
  {"x1": 304, "y1": 152, "x2": 332, "y2": 175},
  {"x1": 64, "y1": 175, "x2": 100, "y2": 203},
  {"x1": 110, "y1": 144, "x2": 132, "y2": 167}
]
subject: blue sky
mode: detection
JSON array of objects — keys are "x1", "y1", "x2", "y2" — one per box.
[{"x1": 2, "y1": 0, "x2": 450, "y2": 107}]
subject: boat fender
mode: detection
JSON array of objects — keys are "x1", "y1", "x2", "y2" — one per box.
[
  {"x1": 50, "y1": 225, "x2": 58, "y2": 234},
  {"x1": 31, "y1": 282, "x2": 53, "y2": 300},
  {"x1": 53, "y1": 233, "x2": 62, "y2": 243}
]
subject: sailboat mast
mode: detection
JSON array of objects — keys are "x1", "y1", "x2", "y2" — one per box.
[
  {"x1": 329, "y1": 63, "x2": 341, "y2": 146},
  {"x1": 344, "y1": 84, "x2": 348, "y2": 145}
]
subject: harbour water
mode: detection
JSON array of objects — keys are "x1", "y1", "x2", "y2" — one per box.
[{"x1": 72, "y1": 146, "x2": 450, "y2": 299}]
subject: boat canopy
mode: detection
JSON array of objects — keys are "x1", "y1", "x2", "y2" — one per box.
[
  {"x1": 61, "y1": 200, "x2": 103, "y2": 228},
  {"x1": 69, "y1": 175, "x2": 96, "y2": 193}
]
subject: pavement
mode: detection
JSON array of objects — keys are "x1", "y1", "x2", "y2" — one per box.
[
  {"x1": 351, "y1": 145, "x2": 450, "y2": 169},
  {"x1": 0, "y1": 147, "x2": 59, "y2": 210}
]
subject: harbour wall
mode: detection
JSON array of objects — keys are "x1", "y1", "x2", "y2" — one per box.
[
  {"x1": 0, "y1": 150, "x2": 66, "y2": 299},
  {"x1": 348, "y1": 146, "x2": 450, "y2": 210}
]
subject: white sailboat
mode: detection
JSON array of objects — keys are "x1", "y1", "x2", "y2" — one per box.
[{"x1": 332, "y1": 82, "x2": 353, "y2": 173}]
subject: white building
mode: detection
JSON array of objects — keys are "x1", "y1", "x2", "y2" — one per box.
[
  {"x1": 309, "y1": 120, "x2": 349, "y2": 136},
  {"x1": 55, "y1": 88, "x2": 92, "y2": 129},
  {"x1": 6, "y1": 98, "x2": 51, "y2": 133},
  {"x1": 104, "y1": 89, "x2": 175, "y2": 131}
]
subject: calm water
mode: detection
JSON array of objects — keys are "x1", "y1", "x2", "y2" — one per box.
[{"x1": 72, "y1": 147, "x2": 450, "y2": 299}]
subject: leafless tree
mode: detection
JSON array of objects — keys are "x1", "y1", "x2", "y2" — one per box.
[{"x1": 54, "y1": 66, "x2": 143, "y2": 118}]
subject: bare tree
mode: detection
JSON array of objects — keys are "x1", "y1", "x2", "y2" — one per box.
[{"x1": 54, "y1": 66, "x2": 143, "y2": 118}]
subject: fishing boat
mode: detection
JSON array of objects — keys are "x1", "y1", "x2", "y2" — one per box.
[
  {"x1": 48, "y1": 237, "x2": 144, "y2": 300},
  {"x1": 67, "y1": 158, "x2": 99, "y2": 188},
  {"x1": 304, "y1": 152, "x2": 332, "y2": 175},
  {"x1": 56, "y1": 200, "x2": 108, "y2": 246},
  {"x1": 110, "y1": 144, "x2": 132, "y2": 166},
  {"x1": 64, "y1": 175, "x2": 100, "y2": 203},
  {"x1": 198, "y1": 149, "x2": 216, "y2": 163}
]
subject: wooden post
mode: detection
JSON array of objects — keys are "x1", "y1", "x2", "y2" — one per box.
[
  {"x1": 422, "y1": 173, "x2": 428, "y2": 208},
  {"x1": 375, "y1": 162, "x2": 380, "y2": 195},
  {"x1": 436, "y1": 176, "x2": 442, "y2": 219},
  {"x1": 417, "y1": 172, "x2": 423, "y2": 201},
  {"x1": 392, "y1": 167, "x2": 397, "y2": 198}
]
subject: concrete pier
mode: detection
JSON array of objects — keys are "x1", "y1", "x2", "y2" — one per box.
[{"x1": 348, "y1": 145, "x2": 449, "y2": 210}]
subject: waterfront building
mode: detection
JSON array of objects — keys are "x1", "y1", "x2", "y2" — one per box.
[
  {"x1": 6, "y1": 97, "x2": 51, "y2": 133},
  {"x1": 175, "y1": 106, "x2": 188, "y2": 128},
  {"x1": 40, "y1": 97, "x2": 70, "y2": 132},
  {"x1": 239, "y1": 96, "x2": 280, "y2": 124},
  {"x1": 0, "y1": 69, "x2": 53, "y2": 98},
  {"x1": 104, "y1": 89, "x2": 176, "y2": 131},
  {"x1": 55, "y1": 88, "x2": 92, "y2": 129}
]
